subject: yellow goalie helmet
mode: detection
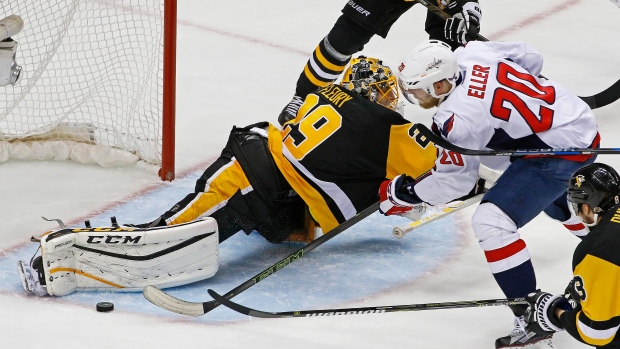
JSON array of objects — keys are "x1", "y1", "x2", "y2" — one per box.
[{"x1": 340, "y1": 56, "x2": 400, "y2": 110}]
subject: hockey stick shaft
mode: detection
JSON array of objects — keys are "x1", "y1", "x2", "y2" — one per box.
[
  {"x1": 143, "y1": 202, "x2": 380, "y2": 316},
  {"x1": 393, "y1": 193, "x2": 483, "y2": 238},
  {"x1": 208, "y1": 289, "x2": 527, "y2": 319},
  {"x1": 414, "y1": 123, "x2": 615, "y2": 156},
  {"x1": 416, "y1": 0, "x2": 620, "y2": 109}
]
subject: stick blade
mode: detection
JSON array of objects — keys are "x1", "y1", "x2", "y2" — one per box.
[{"x1": 143, "y1": 285, "x2": 205, "y2": 317}]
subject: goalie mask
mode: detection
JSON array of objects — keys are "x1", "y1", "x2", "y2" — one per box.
[
  {"x1": 340, "y1": 56, "x2": 400, "y2": 110},
  {"x1": 397, "y1": 40, "x2": 458, "y2": 105},
  {"x1": 567, "y1": 163, "x2": 620, "y2": 222}
]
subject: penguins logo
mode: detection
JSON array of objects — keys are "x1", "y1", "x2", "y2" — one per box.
[{"x1": 575, "y1": 174, "x2": 585, "y2": 188}]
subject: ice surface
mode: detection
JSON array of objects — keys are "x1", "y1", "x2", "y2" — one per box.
[{"x1": 2, "y1": 1, "x2": 619, "y2": 348}]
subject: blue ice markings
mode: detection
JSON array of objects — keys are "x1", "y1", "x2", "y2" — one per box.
[{"x1": 0, "y1": 169, "x2": 463, "y2": 323}]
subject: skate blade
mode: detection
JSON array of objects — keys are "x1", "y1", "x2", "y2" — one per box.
[{"x1": 505, "y1": 338, "x2": 556, "y2": 349}]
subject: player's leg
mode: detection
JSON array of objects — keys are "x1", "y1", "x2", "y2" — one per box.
[
  {"x1": 137, "y1": 148, "x2": 254, "y2": 242},
  {"x1": 472, "y1": 157, "x2": 590, "y2": 348},
  {"x1": 277, "y1": 16, "x2": 372, "y2": 125},
  {"x1": 278, "y1": 0, "x2": 413, "y2": 125}
]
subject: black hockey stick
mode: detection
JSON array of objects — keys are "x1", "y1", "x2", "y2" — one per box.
[
  {"x1": 416, "y1": 0, "x2": 620, "y2": 109},
  {"x1": 413, "y1": 123, "x2": 618, "y2": 156},
  {"x1": 208, "y1": 289, "x2": 527, "y2": 318},
  {"x1": 143, "y1": 202, "x2": 380, "y2": 316}
]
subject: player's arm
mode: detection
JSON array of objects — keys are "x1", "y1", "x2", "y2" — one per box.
[
  {"x1": 0, "y1": 15, "x2": 24, "y2": 86},
  {"x1": 412, "y1": 114, "x2": 491, "y2": 203},
  {"x1": 379, "y1": 116, "x2": 488, "y2": 215},
  {"x1": 558, "y1": 271, "x2": 620, "y2": 347}
]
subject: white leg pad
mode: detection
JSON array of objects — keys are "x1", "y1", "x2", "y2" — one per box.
[{"x1": 41, "y1": 218, "x2": 219, "y2": 296}]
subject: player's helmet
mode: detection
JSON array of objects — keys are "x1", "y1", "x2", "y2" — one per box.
[
  {"x1": 340, "y1": 56, "x2": 400, "y2": 110},
  {"x1": 567, "y1": 163, "x2": 620, "y2": 214},
  {"x1": 397, "y1": 40, "x2": 459, "y2": 104}
]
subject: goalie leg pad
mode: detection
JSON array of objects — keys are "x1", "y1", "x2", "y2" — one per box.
[{"x1": 40, "y1": 218, "x2": 219, "y2": 296}]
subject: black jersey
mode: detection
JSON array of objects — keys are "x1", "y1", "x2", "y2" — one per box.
[
  {"x1": 268, "y1": 85, "x2": 437, "y2": 232},
  {"x1": 560, "y1": 205, "x2": 620, "y2": 348}
]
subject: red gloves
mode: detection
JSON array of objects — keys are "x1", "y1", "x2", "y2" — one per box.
[{"x1": 379, "y1": 174, "x2": 422, "y2": 216}]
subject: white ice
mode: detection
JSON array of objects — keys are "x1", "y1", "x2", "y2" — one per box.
[{"x1": 1, "y1": 0, "x2": 619, "y2": 348}]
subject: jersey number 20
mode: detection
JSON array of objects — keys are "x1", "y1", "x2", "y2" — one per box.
[{"x1": 490, "y1": 62, "x2": 556, "y2": 133}]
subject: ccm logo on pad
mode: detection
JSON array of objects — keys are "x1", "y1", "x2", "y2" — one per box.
[{"x1": 86, "y1": 235, "x2": 142, "y2": 244}]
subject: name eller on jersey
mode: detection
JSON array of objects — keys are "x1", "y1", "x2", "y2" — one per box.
[{"x1": 467, "y1": 64, "x2": 490, "y2": 99}]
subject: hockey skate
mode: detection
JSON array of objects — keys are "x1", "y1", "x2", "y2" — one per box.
[
  {"x1": 278, "y1": 95, "x2": 303, "y2": 125},
  {"x1": 17, "y1": 257, "x2": 48, "y2": 296},
  {"x1": 495, "y1": 316, "x2": 555, "y2": 349}
]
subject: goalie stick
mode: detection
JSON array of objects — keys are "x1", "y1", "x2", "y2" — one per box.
[
  {"x1": 143, "y1": 201, "x2": 380, "y2": 316},
  {"x1": 393, "y1": 192, "x2": 484, "y2": 238},
  {"x1": 413, "y1": 123, "x2": 619, "y2": 156},
  {"x1": 207, "y1": 289, "x2": 527, "y2": 318},
  {"x1": 416, "y1": 0, "x2": 620, "y2": 109}
]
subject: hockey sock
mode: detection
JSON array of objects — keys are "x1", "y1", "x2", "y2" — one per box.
[
  {"x1": 293, "y1": 15, "x2": 373, "y2": 97},
  {"x1": 492, "y1": 260, "x2": 536, "y2": 316}
]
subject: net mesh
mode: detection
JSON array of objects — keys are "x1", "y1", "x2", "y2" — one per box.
[{"x1": 0, "y1": 0, "x2": 165, "y2": 165}]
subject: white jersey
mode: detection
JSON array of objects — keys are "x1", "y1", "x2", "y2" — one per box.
[{"x1": 414, "y1": 41, "x2": 599, "y2": 205}]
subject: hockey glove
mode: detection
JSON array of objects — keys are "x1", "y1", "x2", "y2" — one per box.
[
  {"x1": 444, "y1": 2, "x2": 482, "y2": 45},
  {"x1": 563, "y1": 276, "x2": 585, "y2": 310},
  {"x1": 379, "y1": 174, "x2": 423, "y2": 216},
  {"x1": 524, "y1": 290, "x2": 572, "y2": 335}
]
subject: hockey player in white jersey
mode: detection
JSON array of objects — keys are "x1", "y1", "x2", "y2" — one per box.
[
  {"x1": 379, "y1": 40, "x2": 599, "y2": 349},
  {"x1": 0, "y1": 14, "x2": 23, "y2": 86}
]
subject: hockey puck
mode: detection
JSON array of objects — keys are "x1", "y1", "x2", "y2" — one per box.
[{"x1": 96, "y1": 302, "x2": 114, "y2": 313}]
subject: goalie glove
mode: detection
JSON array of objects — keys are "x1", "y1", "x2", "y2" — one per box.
[
  {"x1": 444, "y1": 2, "x2": 482, "y2": 45},
  {"x1": 524, "y1": 290, "x2": 572, "y2": 335},
  {"x1": 379, "y1": 175, "x2": 424, "y2": 216}
]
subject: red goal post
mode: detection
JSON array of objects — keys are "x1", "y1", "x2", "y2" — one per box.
[{"x1": 0, "y1": 0, "x2": 177, "y2": 181}]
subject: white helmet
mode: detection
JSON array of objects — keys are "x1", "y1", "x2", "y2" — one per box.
[{"x1": 397, "y1": 40, "x2": 458, "y2": 104}]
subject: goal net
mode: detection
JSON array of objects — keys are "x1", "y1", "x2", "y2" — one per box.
[{"x1": 0, "y1": 0, "x2": 176, "y2": 180}]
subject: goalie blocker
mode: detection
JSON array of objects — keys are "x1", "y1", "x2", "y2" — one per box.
[{"x1": 18, "y1": 217, "x2": 219, "y2": 296}]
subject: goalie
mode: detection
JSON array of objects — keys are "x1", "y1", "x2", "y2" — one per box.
[
  {"x1": 19, "y1": 56, "x2": 482, "y2": 297},
  {"x1": 0, "y1": 14, "x2": 23, "y2": 86}
]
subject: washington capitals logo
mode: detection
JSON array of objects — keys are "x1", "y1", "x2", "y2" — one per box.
[
  {"x1": 441, "y1": 115, "x2": 455, "y2": 137},
  {"x1": 426, "y1": 58, "x2": 444, "y2": 71},
  {"x1": 575, "y1": 175, "x2": 585, "y2": 188},
  {"x1": 398, "y1": 62, "x2": 405, "y2": 72}
]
